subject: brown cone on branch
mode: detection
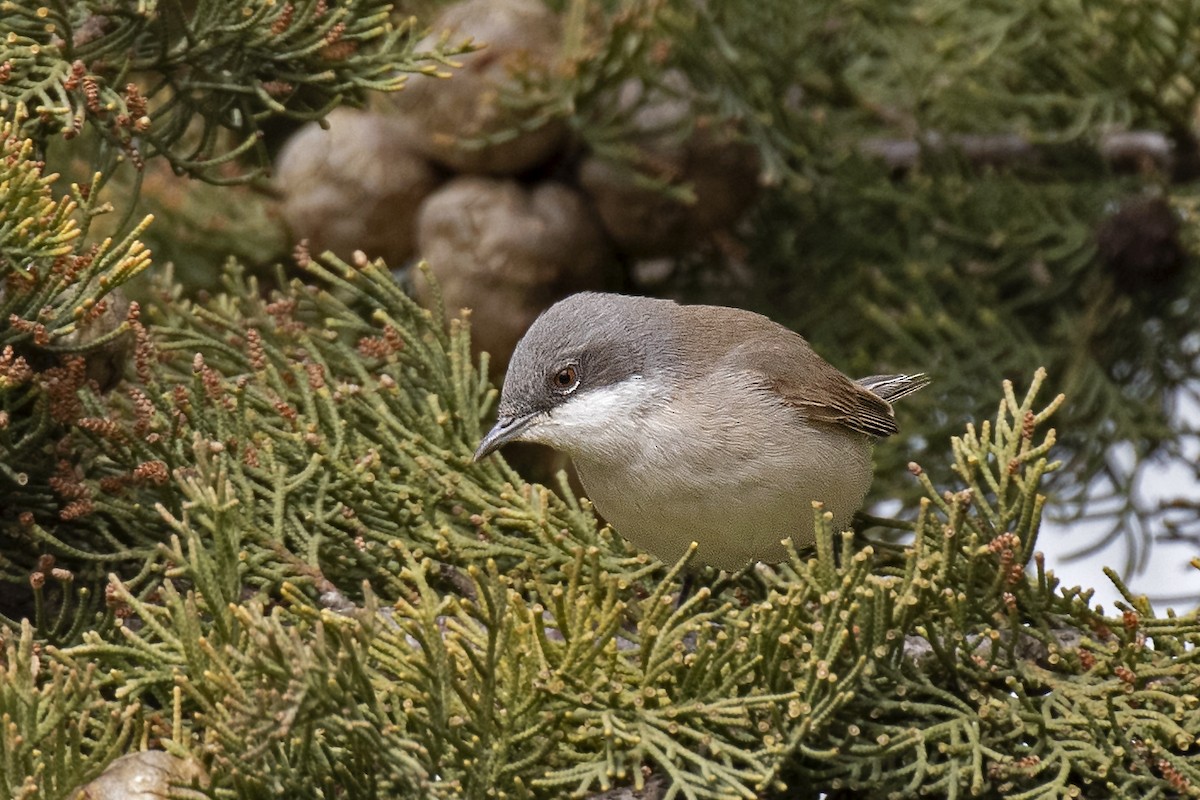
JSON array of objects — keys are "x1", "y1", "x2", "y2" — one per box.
[
  {"x1": 413, "y1": 176, "x2": 616, "y2": 372},
  {"x1": 1, "y1": 286, "x2": 132, "y2": 393},
  {"x1": 1096, "y1": 196, "x2": 1187, "y2": 294},
  {"x1": 61, "y1": 288, "x2": 134, "y2": 392},
  {"x1": 274, "y1": 108, "x2": 442, "y2": 268},
  {"x1": 392, "y1": 0, "x2": 568, "y2": 176},
  {"x1": 72, "y1": 751, "x2": 209, "y2": 800},
  {"x1": 578, "y1": 73, "x2": 762, "y2": 258}
]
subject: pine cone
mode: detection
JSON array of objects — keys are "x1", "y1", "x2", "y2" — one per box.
[
  {"x1": 1096, "y1": 196, "x2": 1186, "y2": 294},
  {"x1": 275, "y1": 108, "x2": 442, "y2": 267},
  {"x1": 72, "y1": 751, "x2": 208, "y2": 799},
  {"x1": 414, "y1": 176, "x2": 615, "y2": 371},
  {"x1": 578, "y1": 73, "x2": 761, "y2": 258},
  {"x1": 390, "y1": 0, "x2": 568, "y2": 175},
  {"x1": 57, "y1": 288, "x2": 134, "y2": 392}
]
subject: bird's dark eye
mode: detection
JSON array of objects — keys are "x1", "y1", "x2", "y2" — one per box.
[{"x1": 551, "y1": 365, "x2": 580, "y2": 393}]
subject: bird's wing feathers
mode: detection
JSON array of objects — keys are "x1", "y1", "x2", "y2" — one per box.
[
  {"x1": 676, "y1": 304, "x2": 911, "y2": 439},
  {"x1": 771, "y1": 368, "x2": 900, "y2": 438},
  {"x1": 723, "y1": 328, "x2": 900, "y2": 439},
  {"x1": 855, "y1": 373, "x2": 931, "y2": 404}
]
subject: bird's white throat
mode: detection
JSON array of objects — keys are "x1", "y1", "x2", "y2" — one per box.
[{"x1": 520, "y1": 375, "x2": 670, "y2": 462}]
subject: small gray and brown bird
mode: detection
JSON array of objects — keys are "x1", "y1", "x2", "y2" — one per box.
[{"x1": 474, "y1": 292, "x2": 927, "y2": 571}]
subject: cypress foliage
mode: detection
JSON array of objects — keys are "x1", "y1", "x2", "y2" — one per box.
[{"x1": 3, "y1": 1, "x2": 1200, "y2": 798}]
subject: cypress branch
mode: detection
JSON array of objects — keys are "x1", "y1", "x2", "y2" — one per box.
[{"x1": 3, "y1": 2, "x2": 1200, "y2": 797}]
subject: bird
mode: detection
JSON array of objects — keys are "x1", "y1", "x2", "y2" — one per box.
[{"x1": 474, "y1": 292, "x2": 927, "y2": 571}]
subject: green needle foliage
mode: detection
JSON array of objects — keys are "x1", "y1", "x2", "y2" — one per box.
[
  {"x1": 1, "y1": 621, "x2": 143, "y2": 799},
  {"x1": 3, "y1": 1, "x2": 1200, "y2": 798},
  {"x1": 0, "y1": 116, "x2": 152, "y2": 543},
  {"x1": 0, "y1": 0, "x2": 464, "y2": 182},
  {"x1": 3, "y1": 215, "x2": 1199, "y2": 796}
]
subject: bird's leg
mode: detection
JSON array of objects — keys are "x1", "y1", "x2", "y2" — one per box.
[
  {"x1": 676, "y1": 570, "x2": 698, "y2": 609},
  {"x1": 676, "y1": 565, "x2": 751, "y2": 609},
  {"x1": 706, "y1": 565, "x2": 750, "y2": 601}
]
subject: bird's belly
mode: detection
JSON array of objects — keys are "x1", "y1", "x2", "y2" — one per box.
[{"x1": 575, "y1": 432, "x2": 872, "y2": 571}]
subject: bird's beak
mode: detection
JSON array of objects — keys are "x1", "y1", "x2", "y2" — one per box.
[{"x1": 473, "y1": 413, "x2": 536, "y2": 461}]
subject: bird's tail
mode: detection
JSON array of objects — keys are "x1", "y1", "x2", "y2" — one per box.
[{"x1": 856, "y1": 373, "x2": 930, "y2": 403}]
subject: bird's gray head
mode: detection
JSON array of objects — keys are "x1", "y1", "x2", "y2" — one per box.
[{"x1": 473, "y1": 292, "x2": 680, "y2": 461}]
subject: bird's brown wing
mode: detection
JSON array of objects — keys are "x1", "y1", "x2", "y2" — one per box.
[
  {"x1": 773, "y1": 370, "x2": 900, "y2": 438},
  {"x1": 676, "y1": 303, "x2": 901, "y2": 438},
  {"x1": 728, "y1": 330, "x2": 899, "y2": 439}
]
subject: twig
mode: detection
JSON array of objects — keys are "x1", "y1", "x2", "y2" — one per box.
[{"x1": 859, "y1": 130, "x2": 1173, "y2": 172}]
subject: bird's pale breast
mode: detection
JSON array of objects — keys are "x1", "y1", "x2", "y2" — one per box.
[{"x1": 570, "y1": 371, "x2": 874, "y2": 570}]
